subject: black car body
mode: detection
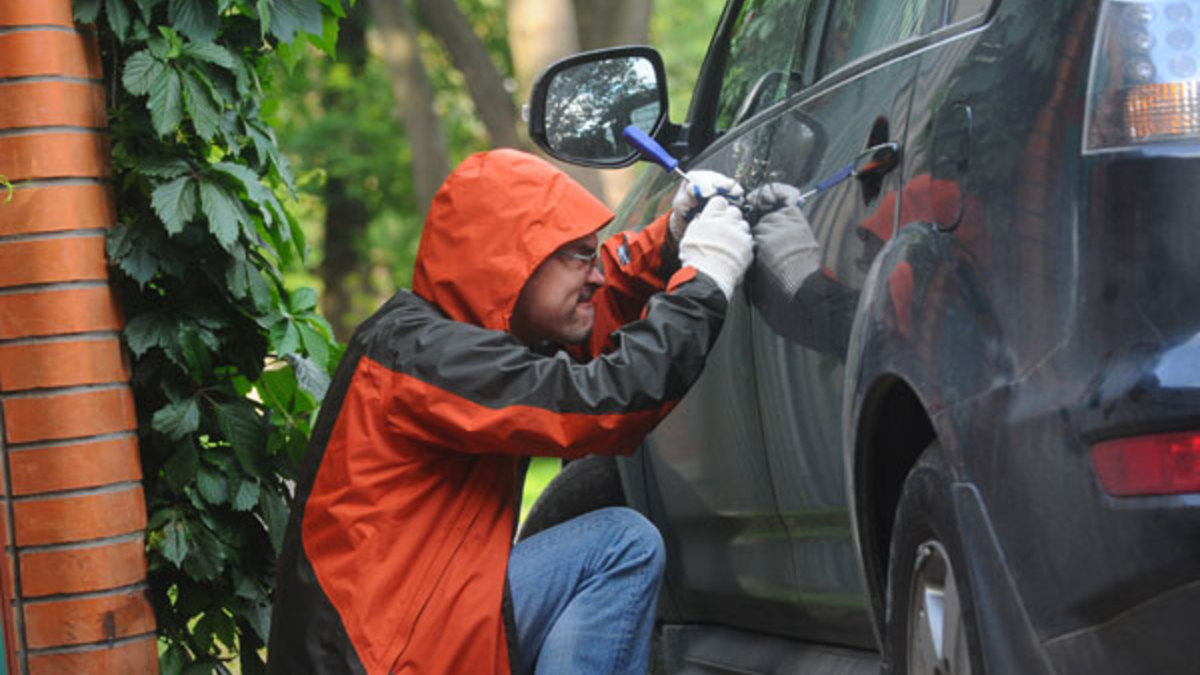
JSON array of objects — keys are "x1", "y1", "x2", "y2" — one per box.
[{"x1": 527, "y1": 1, "x2": 1200, "y2": 672}]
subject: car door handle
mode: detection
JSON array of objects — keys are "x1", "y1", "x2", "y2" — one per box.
[
  {"x1": 853, "y1": 142, "x2": 901, "y2": 178},
  {"x1": 792, "y1": 142, "x2": 903, "y2": 205}
]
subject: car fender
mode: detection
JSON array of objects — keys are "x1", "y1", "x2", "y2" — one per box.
[{"x1": 841, "y1": 218, "x2": 1016, "y2": 643}]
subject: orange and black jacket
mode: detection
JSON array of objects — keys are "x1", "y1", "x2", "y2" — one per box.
[{"x1": 267, "y1": 150, "x2": 729, "y2": 674}]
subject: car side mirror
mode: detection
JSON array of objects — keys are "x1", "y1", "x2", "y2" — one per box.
[{"x1": 527, "y1": 46, "x2": 670, "y2": 168}]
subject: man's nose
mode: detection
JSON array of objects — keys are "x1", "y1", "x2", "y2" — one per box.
[{"x1": 587, "y1": 260, "x2": 605, "y2": 284}]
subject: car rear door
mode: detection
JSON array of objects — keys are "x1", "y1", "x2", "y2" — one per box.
[{"x1": 744, "y1": 0, "x2": 945, "y2": 649}]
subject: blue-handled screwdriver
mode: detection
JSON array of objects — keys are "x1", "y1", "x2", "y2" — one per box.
[
  {"x1": 622, "y1": 125, "x2": 689, "y2": 181},
  {"x1": 623, "y1": 125, "x2": 745, "y2": 220},
  {"x1": 623, "y1": 124, "x2": 855, "y2": 212}
]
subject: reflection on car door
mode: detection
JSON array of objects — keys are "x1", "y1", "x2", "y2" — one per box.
[
  {"x1": 748, "y1": 0, "x2": 929, "y2": 650},
  {"x1": 636, "y1": 0, "x2": 829, "y2": 635},
  {"x1": 639, "y1": 118, "x2": 800, "y2": 634}
]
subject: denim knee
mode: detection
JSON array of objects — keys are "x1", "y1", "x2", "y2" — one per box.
[{"x1": 595, "y1": 506, "x2": 665, "y2": 576}]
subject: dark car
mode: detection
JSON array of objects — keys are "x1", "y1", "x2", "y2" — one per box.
[{"x1": 523, "y1": 1, "x2": 1200, "y2": 673}]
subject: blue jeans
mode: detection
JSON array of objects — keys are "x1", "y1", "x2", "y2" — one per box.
[{"x1": 509, "y1": 507, "x2": 665, "y2": 674}]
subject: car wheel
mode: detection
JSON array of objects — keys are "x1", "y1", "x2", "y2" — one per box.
[
  {"x1": 516, "y1": 454, "x2": 625, "y2": 542},
  {"x1": 885, "y1": 443, "x2": 982, "y2": 675}
]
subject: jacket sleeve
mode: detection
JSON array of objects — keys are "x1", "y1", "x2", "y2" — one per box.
[
  {"x1": 576, "y1": 212, "x2": 678, "y2": 359},
  {"x1": 381, "y1": 273, "x2": 726, "y2": 460}
]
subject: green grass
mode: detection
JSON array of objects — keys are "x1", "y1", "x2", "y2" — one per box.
[{"x1": 520, "y1": 456, "x2": 562, "y2": 521}]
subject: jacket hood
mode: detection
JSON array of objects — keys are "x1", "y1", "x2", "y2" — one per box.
[{"x1": 411, "y1": 149, "x2": 614, "y2": 332}]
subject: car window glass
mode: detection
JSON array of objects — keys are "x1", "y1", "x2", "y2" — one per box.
[
  {"x1": 922, "y1": 0, "x2": 948, "y2": 33},
  {"x1": 948, "y1": 0, "x2": 990, "y2": 23},
  {"x1": 818, "y1": 0, "x2": 935, "y2": 77},
  {"x1": 714, "y1": 0, "x2": 818, "y2": 134}
]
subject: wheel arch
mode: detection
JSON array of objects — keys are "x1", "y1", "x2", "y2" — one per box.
[
  {"x1": 841, "y1": 212, "x2": 1009, "y2": 640},
  {"x1": 850, "y1": 374, "x2": 937, "y2": 643}
]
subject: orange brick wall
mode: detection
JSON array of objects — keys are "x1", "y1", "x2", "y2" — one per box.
[{"x1": 0, "y1": 3, "x2": 158, "y2": 673}]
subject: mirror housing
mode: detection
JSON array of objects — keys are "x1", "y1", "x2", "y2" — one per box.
[{"x1": 528, "y1": 46, "x2": 671, "y2": 168}]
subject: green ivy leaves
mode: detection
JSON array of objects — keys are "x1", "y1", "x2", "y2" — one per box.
[
  {"x1": 169, "y1": 0, "x2": 219, "y2": 42},
  {"x1": 122, "y1": 50, "x2": 164, "y2": 94},
  {"x1": 148, "y1": 63, "x2": 184, "y2": 136},
  {"x1": 122, "y1": 31, "x2": 235, "y2": 140},
  {"x1": 150, "y1": 175, "x2": 196, "y2": 234},
  {"x1": 263, "y1": 0, "x2": 324, "y2": 42},
  {"x1": 145, "y1": 160, "x2": 291, "y2": 260},
  {"x1": 81, "y1": 0, "x2": 347, "y2": 671},
  {"x1": 198, "y1": 181, "x2": 247, "y2": 249},
  {"x1": 85, "y1": 0, "x2": 337, "y2": 52},
  {"x1": 153, "y1": 398, "x2": 201, "y2": 440}
]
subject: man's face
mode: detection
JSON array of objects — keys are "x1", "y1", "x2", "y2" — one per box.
[{"x1": 510, "y1": 232, "x2": 605, "y2": 345}]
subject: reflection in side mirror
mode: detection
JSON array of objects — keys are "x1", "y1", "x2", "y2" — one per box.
[
  {"x1": 544, "y1": 57, "x2": 660, "y2": 161},
  {"x1": 529, "y1": 46, "x2": 669, "y2": 168}
]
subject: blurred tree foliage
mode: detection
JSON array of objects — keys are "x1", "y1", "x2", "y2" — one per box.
[{"x1": 269, "y1": 0, "x2": 726, "y2": 338}]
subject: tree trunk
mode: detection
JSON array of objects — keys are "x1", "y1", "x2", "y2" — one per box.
[
  {"x1": 319, "y1": 5, "x2": 370, "y2": 339},
  {"x1": 506, "y1": 0, "x2": 606, "y2": 198},
  {"x1": 575, "y1": 0, "x2": 652, "y2": 50},
  {"x1": 507, "y1": 0, "x2": 581, "y2": 108},
  {"x1": 367, "y1": 0, "x2": 451, "y2": 215},
  {"x1": 572, "y1": 0, "x2": 656, "y2": 206},
  {"x1": 320, "y1": 177, "x2": 370, "y2": 340},
  {"x1": 412, "y1": 0, "x2": 523, "y2": 149}
]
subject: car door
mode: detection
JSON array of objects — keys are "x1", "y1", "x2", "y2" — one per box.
[
  {"x1": 744, "y1": 0, "x2": 942, "y2": 649},
  {"x1": 625, "y1": 0, "x2": 825, "y2": 635}
]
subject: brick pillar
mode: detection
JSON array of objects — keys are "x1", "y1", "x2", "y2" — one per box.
[{"x1": 0, "y1": 3, "x2": 159, "y2": 673}]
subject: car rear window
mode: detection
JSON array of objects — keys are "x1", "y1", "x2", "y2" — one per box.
[{"x1": 817, "y1": 0, "x2": 939, "y2": 77}]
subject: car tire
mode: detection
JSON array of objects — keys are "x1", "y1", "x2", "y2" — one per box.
[
  {"x1": 885, "y1": 442, "x2": 983, "y2": 675},
  {"x1": 516, "y1": 454, "x2": 626, "y2": 542}
]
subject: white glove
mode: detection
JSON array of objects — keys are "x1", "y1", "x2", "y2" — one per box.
[
  {"x1": 678, "y1": 197, "x2": 754, "y2": 301},
  {"x1": 748, "y1": 183, "x2": 820, "y2": 296},
  {"x1": 670, "y1": 170, "x2": 745, "y2": 244}
]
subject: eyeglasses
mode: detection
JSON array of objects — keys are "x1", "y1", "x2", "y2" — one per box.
[{"x1": 556, "y1": 248, "x2": 601, "y2": 271}]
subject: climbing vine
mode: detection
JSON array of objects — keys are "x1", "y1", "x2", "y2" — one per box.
[
  {"x1": 75, "y1": 1, "x2": 347, "y2": 672},
  {"x1": 0, "y1": 175, "x2": 12, "y2": 204}
]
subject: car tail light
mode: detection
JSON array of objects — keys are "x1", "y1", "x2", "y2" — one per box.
[
  {"x1": 1084, "y1": 1, "x2": 1200, "y2": 152},
  {"x1": 1092, "y1": 431, "x2": 1200, "y2": 496}
]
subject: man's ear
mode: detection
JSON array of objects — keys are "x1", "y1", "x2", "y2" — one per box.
[{"x1": 508, "y1": 264, "x2": 540, "y2": 343}]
